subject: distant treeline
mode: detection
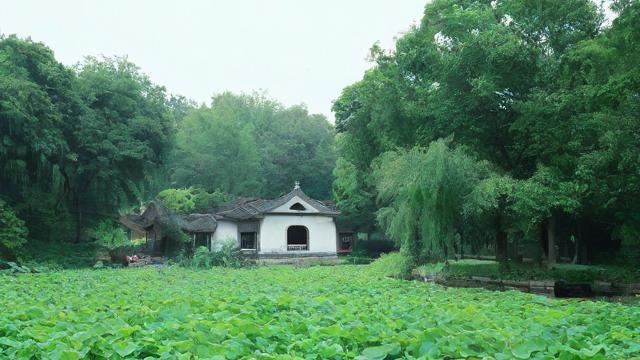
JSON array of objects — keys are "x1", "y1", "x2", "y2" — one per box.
[
  {"x1": 332, "y1": 0, "x2": 640, "y2": 272},
  {"x1": 0, "y1": 35, "x2": 335, "y2": 259}
]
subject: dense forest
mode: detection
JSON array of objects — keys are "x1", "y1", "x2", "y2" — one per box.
[
  {"x1": 333, "y1": 0, "x2": 640, "y2": 272},
  {"x1": 0, "y1": 35, "x2": 335, "y2": 260}
]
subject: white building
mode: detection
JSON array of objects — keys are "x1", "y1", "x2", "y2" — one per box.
[
  {"x1": 123, "y1": 182, "x2": 351, "y2": 260},
  {"x1": 210, "y1": 182, "x2": 341, "y2": 259}
]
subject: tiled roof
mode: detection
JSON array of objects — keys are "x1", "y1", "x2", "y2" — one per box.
[
  {"x1": 121, "y1": 202, "x2": 218, "y2": 233},
  {"x1": 215, "y1": 186, "x2": 339, "y2": 220}
]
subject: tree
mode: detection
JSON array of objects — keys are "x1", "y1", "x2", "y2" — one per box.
[
  {"x1": 0, "y1": 35, "x2": 80, "y2": 243},
  {"x1": 332, "y1": 0, "x2": 631, "y2": 268},
  {"x1": 511, "y1": 166, "x2": 582, "y2": 267},
  {"x1": 373, "y1": 139, "x2": 487, "y2": 270},
  {"x1": 170, "y1": 92, "x2": 336, "y2": 199},
  {"x1": 170, "y1": 97, "x2": 262, "y2": 196},
  {"x1": 331, "y1": 157, "x2": 376, "y2": 233},
  {"x1": 59, "y1": 56, "x2": 174, "y2": 242},
  {"x1": 157, "y1": 188, "x2": 231, "y2": 214},
  {"x1": 465, "y1": 175, "x2": 517, "y2": 262},
  {"x1": 0, "y1": 199, "x2": 27, "y2": 260}
]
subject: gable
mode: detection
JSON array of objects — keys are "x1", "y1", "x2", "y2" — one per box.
[
  {"x1": 215, "y1": 183, "x2": 340, "y2": 220},
  {"x1": 268, "y1": 196, "x2": 319, "y2": 214}
]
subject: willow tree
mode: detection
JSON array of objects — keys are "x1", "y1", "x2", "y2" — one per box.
[{"x1": 373, "y1": 139, "x2": 488, "y2": 271}]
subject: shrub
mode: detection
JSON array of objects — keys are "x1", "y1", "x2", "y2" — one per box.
[
  {"x1": 158, "y1": 187, "x2": 232, "y2": 214},
  {"x1": 157, "y1": 188, "x2": 196, "y2": 213},
  {"x1": 0, "y1": 199, "x2": 27, "y2": 260},
  {"x1": 367, "y1": 252, "x2": 411, "y2": 279},
  {"x1": 188, "y1": 239, "x2": 246, "y2": 269},
  {"x1": 90, "y1": 219, "x2": 130, "y2": 250},
  {"x1": 191, "y1": 189, "x2": 232, "y2": 213},
  {"x1": 191, "y1": 246, "x2": 212, "y2": 269},
  {"x1": 209, "y1": 239, "x2": 245, "y2": 268}
]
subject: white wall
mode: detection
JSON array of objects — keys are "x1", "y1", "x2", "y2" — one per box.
[
  {"x1": 259, "y1": 214, "x2": 337, "y2": 254},
  {"x1": 211, "y1": 220, "x2": 238, "y2": 250}
]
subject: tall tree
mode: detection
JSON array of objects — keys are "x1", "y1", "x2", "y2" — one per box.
[
  {"x1": 1, "y1": 37, "x2": 177, "y2": 245},
  {"x1": 373, "y1": 139, "x2": 487, "y2": 270},
  {"x1": 61, "y1": 56, "x2": 174, "y2": 241},
  {"x1": 332, "y1": 0, "x2": 638, "y2": 266},
  {"x1": 170, "y1": 92, "x2": 336, "y2": 199}
]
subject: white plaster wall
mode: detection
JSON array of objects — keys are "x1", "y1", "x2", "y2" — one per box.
[
  {"x1": 271, "y1": 195, "x2": 319, "y2": 213},
  {"x1": 259, "y1": 215, "x2": 337, "y2": 254},
  {"x1": 212, "y1": 220, "x2": 238, "y2": 250}
]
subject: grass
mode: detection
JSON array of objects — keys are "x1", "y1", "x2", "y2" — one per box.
[
  {"x1": 416, "y1": 259, "x2": 640, "y2": 283},
  {"x1": 1, "y1": 262, "x2": 639, "y2": 359}
]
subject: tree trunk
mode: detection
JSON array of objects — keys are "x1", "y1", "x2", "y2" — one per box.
[
  {"x1": 495, "y1": 215, "x2": 507, "y2": 263},
  {"x1": 74, "y1": 194, "x2": 82, "y2": 243},
  {"x1": 496, "y1": 230, "x2": 508, "y2": 262},
  {"x1": 546, "y1": 215, "x2": 556, "y2": 268}
]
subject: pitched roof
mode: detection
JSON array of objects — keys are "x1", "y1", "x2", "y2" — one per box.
[
  {"x1": 180, "y1": 214, "x2": 218, "y2": 232},
  {"x1": 121, "y1": 202, "x2": 218, "y2": 233},
  {"x1": 122, "y1": 184, "x2": 340, "y2": 228},
  {"x1": 215, "y1": 184, "x2": 339, "y2": 220}
]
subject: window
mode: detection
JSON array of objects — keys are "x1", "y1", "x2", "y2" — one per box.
[
  {"x1": 289, "y1": 202, "x2": 306, "y2": 211},
  {"x1": 194, "y1": 233, "x2": 211, "y2": 250},
  {"x1": 240, "y1": 232, "x2": 257, "y2": 250},
  {"x1": 338, "y1": 232, "x2": 354, "y2": 252},
  {"x1": 287, "y1": 225, "x2": 308, "y2": 251}
]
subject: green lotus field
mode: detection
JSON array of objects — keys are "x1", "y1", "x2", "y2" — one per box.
[{"x1": 1, "y1": 265, "x2": 639, "y2": 359}]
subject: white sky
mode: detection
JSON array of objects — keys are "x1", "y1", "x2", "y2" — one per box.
[{"x1": 0, "y1": 0, "x2": 427, "y2": 121}]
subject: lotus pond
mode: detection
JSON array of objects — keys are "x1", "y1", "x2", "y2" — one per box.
[{"x1": 1, "y1": 265, "x2": 639, "y2": 359}]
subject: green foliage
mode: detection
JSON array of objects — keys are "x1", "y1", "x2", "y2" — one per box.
[
  {"x1": 188, "y1": 240, "x2": 246, "y2": 269},
  {"x1": 190, "y1": 188, "x2": 232, "y2": 213},
  {"x1": 333, "y1": 0, "x2": 640, "y2": 266},
  {"x1": 0, "y1": 35, "x2": 177, "y2": 247},
  {"x1": 157, "y1": 187, "x2": 231, "y2": 214},
  {"x1": 511, "y1": 166, "x2": 582, "y2": 226},
  {"x1": 209, "y1": 240, "x2": 245, "y2": 268},
  {"x1": 157, "y1": 188, "x2": 196, "y2": 213},
  {"x1": 62, "y1": 56, "x2": 175, "y2": 240},
  {"x1": 332, "y1": 157, "x2": 376, "y2": 232},
  {"x1": 89, "y1": 219, "x2": 130, "y2": 250},
  {"x1": 465, "y1": 175, "x2": 517, "y2": 220},
  {"x1": 0, "y1": 200, "x2": 27, "y2": 260},
  {"x1": 190, "y1": 246, "x2": 214, "y2": 269},
  {"x1": 366, "y1": 252, "x2": 410, "y2": 279},
  {"x1": 1, "y1": 266, "x2": 639, "y2": 358},
  {"x1": 170, "y1": 92, "x2": 336, "y2": 199},
  {"x1": 373, "y1": 140, "x2": 488, "y2": 264}
]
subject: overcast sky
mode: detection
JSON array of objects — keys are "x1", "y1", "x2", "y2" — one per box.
[{"x1": 0, "y1": 0, "x2": 427, "y2": 121}]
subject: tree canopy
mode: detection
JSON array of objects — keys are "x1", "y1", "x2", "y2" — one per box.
[
  {"x1": 0, "y1": 36, "x2": 335, "y2": 259},
  {"x1": 169, "y1": 92, "x2": 336, "y2": 200},
  {"x1": 332, "y1": 0, "x2": 640, "y2": 266}
]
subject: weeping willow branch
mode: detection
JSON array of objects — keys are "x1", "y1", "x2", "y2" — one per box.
[{"x1": 373, "y1": 139, "x2": 489, "y2": 266}]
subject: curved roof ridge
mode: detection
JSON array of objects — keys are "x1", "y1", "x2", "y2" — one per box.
[{"x1": 214, "y1": 183, "x2": 340, "y2": 220}]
